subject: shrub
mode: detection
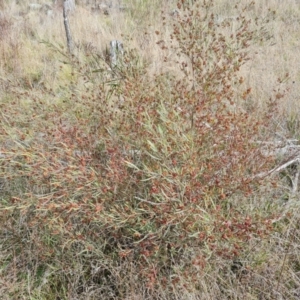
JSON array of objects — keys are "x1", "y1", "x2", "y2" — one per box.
[{"x1": 0, "y1": 0, "x2": 280, "y2": 298}]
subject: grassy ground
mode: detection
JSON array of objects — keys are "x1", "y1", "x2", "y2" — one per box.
[{"x1": 1, "y1": 0, "x2": 300, "y2": 299}]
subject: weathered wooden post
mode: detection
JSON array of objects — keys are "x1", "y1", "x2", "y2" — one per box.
[
  {"x1": 110, "y1": 40, "x2": 124, "y2": 68},
  {"x1": 63, "y1": 0, "x2": 75, "y2": 54}
]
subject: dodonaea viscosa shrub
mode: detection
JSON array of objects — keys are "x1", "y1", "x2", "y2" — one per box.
[{"x1": 0, "y1": 0, "x2": 278, "y2": 294}]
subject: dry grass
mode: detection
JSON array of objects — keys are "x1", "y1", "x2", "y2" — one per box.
[{"x1": 1, "y1": 0, "x2": 300, "y2": 299}]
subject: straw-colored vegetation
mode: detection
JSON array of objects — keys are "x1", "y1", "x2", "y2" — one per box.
[{"x1": 1, "y1": 0, "x2": 300, "y2": 299}]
